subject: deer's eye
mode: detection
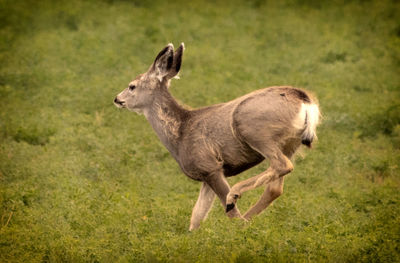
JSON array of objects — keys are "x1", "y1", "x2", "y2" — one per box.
[{"x1": 129, "y1": 85, "x2": 136, "y2": 91}]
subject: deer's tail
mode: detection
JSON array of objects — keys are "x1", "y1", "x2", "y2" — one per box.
[{"x1": 300, "y1": 103, "x2": 320, "y2": 148}]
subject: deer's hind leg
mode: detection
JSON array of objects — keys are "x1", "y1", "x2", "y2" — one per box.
[
  {"x1": 242, "y1": 141, "x2": 300, "y2": 219},
  {"x1": 242, "y1": 177, "x2": 284, "y2": 220},
  {"x1": 226, "y1": 144, "x2": 293, "y2": 212}
]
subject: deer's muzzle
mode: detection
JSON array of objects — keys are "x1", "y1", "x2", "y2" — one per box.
[{"x1": 114, "y1": 97, "x2": 125, "y2": 108}]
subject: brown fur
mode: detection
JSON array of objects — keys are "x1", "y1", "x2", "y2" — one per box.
[{"x1": 114, "y1": 43, "x2": 320, "y2": 230}]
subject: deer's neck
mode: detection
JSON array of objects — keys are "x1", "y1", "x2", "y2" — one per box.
[{"x1": 144, "y1": 89, "x2": 189, "y2": 159}]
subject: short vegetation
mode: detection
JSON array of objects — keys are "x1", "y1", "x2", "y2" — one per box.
[{"x1": 0, "y1": 0, "x2": 399, "y2": 262}]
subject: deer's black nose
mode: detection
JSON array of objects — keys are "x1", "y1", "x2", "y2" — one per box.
[{"x1": 114, "y1": 97, "x2": 124, "y2": 105}]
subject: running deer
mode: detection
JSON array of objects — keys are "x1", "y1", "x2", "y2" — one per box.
[{"x1": 114, "y1": 43, "x2": 320, "y2": 230}]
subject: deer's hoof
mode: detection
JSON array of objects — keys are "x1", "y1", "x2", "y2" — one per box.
[
  {"x1": 226, "y1": 203, "x2": 235, "y2": 212},
  {"x1": 241, "y1": 216, "x2": 249, "y2": 222},
  {"x1": 189, "y1": 224, "x2": 199, "y2": 231},
  {"x1": 226, "y1": 191, "x2": 241, "y2": 207}
]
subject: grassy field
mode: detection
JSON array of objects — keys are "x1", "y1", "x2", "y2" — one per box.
[{"x1": 1, "y1": 0, "x2": 399, "y2": 262}]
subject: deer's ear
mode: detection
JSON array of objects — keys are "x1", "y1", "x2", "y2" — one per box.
[
  {"x1": 151, "y1": 43, "x2": 174, "y2": 81},
  {"x1": 166, "y1": 43, "x2": 184, "y2": 80}
]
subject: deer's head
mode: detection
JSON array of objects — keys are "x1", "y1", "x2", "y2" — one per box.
[{"x1": 114, "y1": 43, "x2": 184, "y2": 113}]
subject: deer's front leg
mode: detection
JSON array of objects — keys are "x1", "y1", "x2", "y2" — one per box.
[
  {"x1": 205, "y1": 171, "x2": 243, "y2": 219},
  {"x1": 189, "y1": 182, "x2": 215, "y2": 231}
]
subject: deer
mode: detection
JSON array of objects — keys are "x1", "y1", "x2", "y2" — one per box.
[{"x1": 114, "y1": 43, "x2": 320, "y2": 230}]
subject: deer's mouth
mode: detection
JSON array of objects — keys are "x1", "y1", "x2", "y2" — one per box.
[{"x1": 114, "y1": 97, "x2": 126, "y2": 108}]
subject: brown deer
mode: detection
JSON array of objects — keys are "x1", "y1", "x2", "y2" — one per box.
[{"x1": 114, "y1": 43, "x2": 320, "y2": 230}]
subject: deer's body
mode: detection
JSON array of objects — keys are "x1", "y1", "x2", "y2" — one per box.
[{"x1": 114, "y1": 43, "x2": 320, "y2": 230}]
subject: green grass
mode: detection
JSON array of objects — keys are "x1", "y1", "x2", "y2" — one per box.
[{"x1": 1, "y1": 0, "x2": 399, "y2": 262}]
